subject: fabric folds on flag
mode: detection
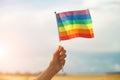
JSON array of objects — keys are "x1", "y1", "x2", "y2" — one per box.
[{"x1": 55, "y1": 9, "x2": 94, "y2": 41}]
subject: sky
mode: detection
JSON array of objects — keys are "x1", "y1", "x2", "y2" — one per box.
[{"x1": 0, "y1": 0, "x2": 120, "y2": 74}]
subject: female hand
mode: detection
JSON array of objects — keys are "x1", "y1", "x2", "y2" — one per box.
[{"x1": 49, "y1": 45, "x2": 67, "y2": 74}]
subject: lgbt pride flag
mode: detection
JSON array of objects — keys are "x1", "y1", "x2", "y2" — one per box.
[{"x1": 55, "y1": 9, "x2": 94, "y2": 41}]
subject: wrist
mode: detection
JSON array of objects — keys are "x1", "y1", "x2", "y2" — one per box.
[{"x1": 47, "y1": 65, "x2": 58, "y2": 76}]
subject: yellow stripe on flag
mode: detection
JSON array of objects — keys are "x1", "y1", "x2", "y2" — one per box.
[{"x1": 59, "y1": 24, "x2": 93, "y2": 32}]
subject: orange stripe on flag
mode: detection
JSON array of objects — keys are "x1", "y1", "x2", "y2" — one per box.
[{"x1": 59, "y1": 29, "x2": 94, "y2": 36}]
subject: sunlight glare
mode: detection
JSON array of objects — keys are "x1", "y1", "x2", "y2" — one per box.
[{"x1": 0, "y1": 46, "x2": 8, "y2": 61}]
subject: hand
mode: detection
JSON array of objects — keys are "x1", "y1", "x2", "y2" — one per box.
[
  {"x1": 36, "y1": 46, "x2": 66, "y2": 80},
  {"x1": 48, "y1": 45, "x2": 67, "y2": 74}
]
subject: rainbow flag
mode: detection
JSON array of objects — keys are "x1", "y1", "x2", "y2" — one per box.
[{"x1": 55, "y1": 9, "x2": 94, "y2": 41}]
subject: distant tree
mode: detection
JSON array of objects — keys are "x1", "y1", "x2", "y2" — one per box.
[
  {"x1": 24, "y1": 72, "x2": 32, "y2": 76},
  {"x1": 0, "y1": 71, "x2": 3, "y2": 75},
  {"x1": 14, "y1": 71, "x2": 22, "y2": 76}
]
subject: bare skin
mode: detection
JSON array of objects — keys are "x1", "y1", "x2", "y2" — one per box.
[{"x1": 35, "y1": 46, "x2": 66, "y2": 80}]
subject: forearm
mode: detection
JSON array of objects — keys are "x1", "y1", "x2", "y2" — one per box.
[{"x1": 35, "y1": 66, "x2": 56, "y2": 80}]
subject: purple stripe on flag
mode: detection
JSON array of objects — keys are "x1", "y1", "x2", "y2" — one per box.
[{"x1": 56, "y1": 9, "x2": 90, "y2": 18}]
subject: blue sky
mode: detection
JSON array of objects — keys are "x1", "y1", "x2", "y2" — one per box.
[{"x1": 0, "y1": 0, "x2": 120, "y2": 74}]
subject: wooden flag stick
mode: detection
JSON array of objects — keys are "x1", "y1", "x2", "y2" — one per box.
[
  {"x1": 54, "y1": 12, "x2": 61, "y2": 43},
  {"x1": 54, "y1": 12, "x2": 64, "y2": 72}
]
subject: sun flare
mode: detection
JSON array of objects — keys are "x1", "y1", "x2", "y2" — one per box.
[{"x1": 0, "y1": 47, "x2": 8, "y2": 60}]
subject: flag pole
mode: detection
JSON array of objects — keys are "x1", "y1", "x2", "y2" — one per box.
[
  {"x1": 54, "y1": 12, "x2": 64, "y2": 72},
  {"x1": 54, "y1": 12, "x2": 61, "y2": 44}
]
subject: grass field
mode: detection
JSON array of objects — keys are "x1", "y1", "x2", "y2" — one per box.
[
  {"x1": 53, "y1": 74, "x2": 120, "y2": 80},
  {"x1": 0, "y1": 74, "x2": 120, "y2": 80}
]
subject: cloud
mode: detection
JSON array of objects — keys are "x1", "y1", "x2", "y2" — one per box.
[
  {"x1": 114, "y1": 64, "x2": 120, "y2": 71},
  {"x1": 0, "y1": 7, "x2": 56, "y2": 72},
  {"x1": 0, "y1": 0, "x2": 120, "y2": 66}
]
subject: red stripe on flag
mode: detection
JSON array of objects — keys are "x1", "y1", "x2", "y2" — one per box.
[{"x1": 60, "y1": 33, "x2": 94, "y2": 41}]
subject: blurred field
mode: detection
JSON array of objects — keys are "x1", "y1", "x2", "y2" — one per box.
[
  {"x1": 0, "y1": 75, "x2": 35, "y2": 80},
  {"x1": 53, "y1": 74, "x2": 120, "y2": 80},
  {"x1": 0, "y1": 74, "x2": 120, "y2": 80}
]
